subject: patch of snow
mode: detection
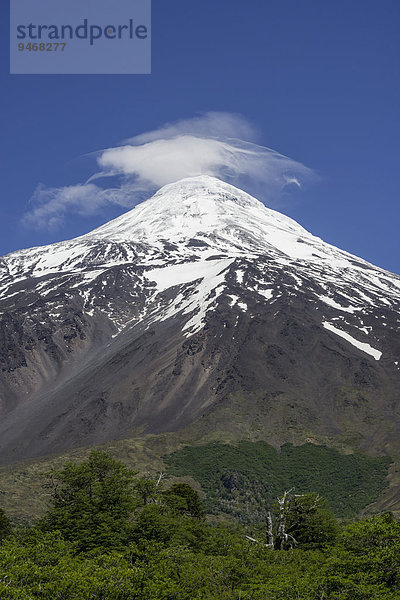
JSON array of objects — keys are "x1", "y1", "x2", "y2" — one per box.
[
  {"x1": 236, "y1": 270, "x2": 244, "y2": 284},
  {"x1": 257, "y1": 288, "x2": 274, "y2": 300},
  {"x1": 358, "y1": 326, "x2": 371, "y2": 335},
  {"x1": 72, "y1": 270, "x2": 105, "y2": 287},
  {"x1": 144, "y1": 259, "x2": 232, "y2": 336},
  {"x1": 183, "y1": 279, "x2": 228, "y2": 335},
  {"x1": 146, "y1": 258, "x2": 232, "y2": 292},
  {"x1": 322, "y1": 321, "x2": 382, "y2": 361},
  {"x1": 228, "y1": 294, "x2": 240, "y2": 306},
  {"x1": 318, "y1": 295, "x2": 358, "y2": 313}
]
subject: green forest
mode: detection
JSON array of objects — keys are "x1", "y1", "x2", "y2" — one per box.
[
  {"x1": 0, "y1": 449, "x2": 399, "y2": 599},
  {"x1": 164, "y1": 441, "x2": 392, "y2": 520}
]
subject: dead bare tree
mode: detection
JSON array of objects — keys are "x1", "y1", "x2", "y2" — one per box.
[
  {"x1": 155, "y1": 472, "x2": 165, "y2": 487},
  {"x1": 266, "y1": 510, "x2": 274, "y2": 548},
  {"x1": 246, "y1": 490, "x2": 328, "y2": 550},
  {"x1": 274, "y1": 490, "x2": 298, "y2": 550}
]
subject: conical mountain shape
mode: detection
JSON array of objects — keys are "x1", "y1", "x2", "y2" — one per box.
[
  {"x1": 0, "y1": 176, "x2": 399, "y2": 480},
  {"x1": 88, "y1": 175, "x2": 311, "y2": 253}
]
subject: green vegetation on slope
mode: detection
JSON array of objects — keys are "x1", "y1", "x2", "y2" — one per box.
[
  {"x1": 0, "y1": 451, "x2": 400, "y2": 600},
  {"x1": 164, "y1": 441, "x2": 392, "y2": 521}
]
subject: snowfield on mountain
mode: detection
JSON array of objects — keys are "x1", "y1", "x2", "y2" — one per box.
[{"x1": 0, "y1": 176, "x2": 399, "y2": 468}]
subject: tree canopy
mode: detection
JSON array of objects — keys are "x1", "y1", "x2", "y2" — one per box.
[
  {"x1": 39, "y1": 450, "x2": 138, "y2": 550},
  {"x1": 0, "y1": 451, "x2": 398, "y2": 599}
]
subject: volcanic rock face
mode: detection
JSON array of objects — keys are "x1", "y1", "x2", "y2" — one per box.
[{"x1": 0, "y1": 176, "x2": 399, "y2": 462}]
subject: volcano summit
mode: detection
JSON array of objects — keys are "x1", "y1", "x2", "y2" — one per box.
[{"x1": 0, "y1": 176, "x2": 399, "y2": 468}]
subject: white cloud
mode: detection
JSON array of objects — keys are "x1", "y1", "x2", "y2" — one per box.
[
  {"x1": 125, "y1": 111, "x2": 258, "y2": 144},
  {"x1": 23, "y1": 112, "x2": 316, "y2": 230},
  {"x1": 97, "y1": 135, "x2": 314, "y2": 200},
  {"x1": 22, "y1": 183, "x2": 134, "y2": 231}
]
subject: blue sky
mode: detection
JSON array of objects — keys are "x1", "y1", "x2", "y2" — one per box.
[{"x1": 1, "y1": 0, "x2": 399, "y2": 273}]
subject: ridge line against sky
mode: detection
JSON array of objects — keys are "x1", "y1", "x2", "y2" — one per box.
[
  {"x1": 21, "y1": 112, "x2": 317, "y2": 231},
  {"x1": 0, "y1": 0, "x2": 399, "y2": 273}
]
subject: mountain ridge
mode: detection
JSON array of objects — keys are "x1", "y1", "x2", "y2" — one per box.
[{"x1": 0, "y1": 176, "x2": 399, "y2": 475}]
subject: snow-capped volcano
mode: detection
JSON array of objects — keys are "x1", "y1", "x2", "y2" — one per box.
[
  {"x1": 88, "y1": 175, "x2": 313, "y2": 254},
  {"x1": 4, "y1": 175, "x2": 394, "y2": 275},
  {"x1": 0, "y1": 176, "x2": 399, "y2": 467}
]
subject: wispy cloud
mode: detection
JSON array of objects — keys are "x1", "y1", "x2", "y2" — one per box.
[
  {"x1": 23, "y1": 112, "x2": 316, "y2": 230},
  {"x1": 22, "y1": 183, "x2": 133, "y2": 231},
  {"x1": 125, "y1": 111, "x2": 259, "y2": 144}
]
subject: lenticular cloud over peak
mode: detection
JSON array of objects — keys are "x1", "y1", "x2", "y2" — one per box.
[
  {"x1": 23, "y1": 112, "x2": 316, "y2": 230},
  {"x1": 124, "y1": 111, "x2": 259, "y2": 145},
  {"x1": 95, "y1": 112, "x2": 315, "y2": 194}
]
